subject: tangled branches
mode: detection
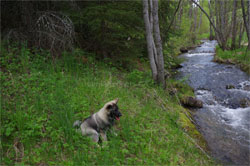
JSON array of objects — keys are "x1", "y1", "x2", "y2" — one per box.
[
  {"x1": 5, "y1": 11, "x2": 75, "y2": 56},
  {"x1": 36, "y1": 12, "x2": 75, "y2": 56}
]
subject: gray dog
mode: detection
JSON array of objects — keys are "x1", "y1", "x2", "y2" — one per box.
[{"x1": 73, "y1": 98, "x2": 122, "y2": 142}]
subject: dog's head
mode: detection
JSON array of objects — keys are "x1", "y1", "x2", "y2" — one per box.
[{"x1": 104, "y1": 98, "x2": 122, "y2": 121}]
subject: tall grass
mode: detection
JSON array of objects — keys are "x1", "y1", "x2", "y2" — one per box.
[{"x1": 1, "y1": 45, "x2": 216, "y2": 165}]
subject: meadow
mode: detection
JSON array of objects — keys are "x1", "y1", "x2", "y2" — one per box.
[{"x1": 1, "y1": 45, "x2": 215, "y2": 165}]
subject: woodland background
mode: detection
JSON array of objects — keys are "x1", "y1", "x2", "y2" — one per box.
[{"x1": 1, "y1": 0, "x2": 249, "y2": 165}]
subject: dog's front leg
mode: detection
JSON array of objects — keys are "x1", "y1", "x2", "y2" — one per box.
[
  {"x1": 100, "y1": 130, "x2": 107, "y2": 141},
  {"x1": 108, "y1": 128, "x2": 118, "y2": 136},
  {"x1": 111, "y1": 129, "x2": 118, "y2": 136}
]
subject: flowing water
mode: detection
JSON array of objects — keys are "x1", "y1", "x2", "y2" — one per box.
[{"x1": 178, "y1": 40, "x2": 250, "y2": 165}]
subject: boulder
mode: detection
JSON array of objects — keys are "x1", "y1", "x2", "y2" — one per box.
[
  {"x1": 240, "y1": 99, "x2": 250, "y2": 108},
  {"x1": 180, "y1": 47, "x2": 188, "y2": 53},
  {"x1": 173, "y1": 64, "x2": 183, "y2": 69},
  {"x1": 243, "y1": 85, "x2": 250, "y2": 91},
  {"x1": 181, "y1": 96, "x2": 203, "y2": 108}
]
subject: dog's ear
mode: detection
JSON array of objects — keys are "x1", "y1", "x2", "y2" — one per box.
[
  {"x1": 106, "y1": 104, "x2": 112, "y2": 110},
  {"x1": 113, "y1": 98, "x2": 119, "y2": 104}
]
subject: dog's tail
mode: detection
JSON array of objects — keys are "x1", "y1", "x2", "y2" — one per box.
[{"x1": 73, "y1": 120, "x2": 82, "y2": 128}]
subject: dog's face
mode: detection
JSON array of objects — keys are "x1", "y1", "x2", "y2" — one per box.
[{"x1": 105, "y1": 98, "x2": 122, "y2": 121}]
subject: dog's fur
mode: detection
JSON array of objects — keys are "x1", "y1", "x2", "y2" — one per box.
[{"x1": 73, "y1": 98, "x2": 122, "y2": 142}]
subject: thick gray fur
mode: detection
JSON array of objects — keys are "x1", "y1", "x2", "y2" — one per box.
[{"x1": 73, "y1": 99, "x2": 121, "y2": 143}]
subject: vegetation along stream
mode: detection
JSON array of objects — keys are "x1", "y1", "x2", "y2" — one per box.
[{"x1": 178, "y1": 40, "x2": 250, "y2": 165}]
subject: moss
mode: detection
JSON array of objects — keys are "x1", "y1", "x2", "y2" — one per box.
[{"x1": 178, "y1": 110, "x2": 208, "y2": 150}]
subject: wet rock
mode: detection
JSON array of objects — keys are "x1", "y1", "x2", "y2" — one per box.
[
  {"x1": 240, "y1": 99, "x2": 250, "y2": 108},
  {"x1": 180, "y1": 47, "x2": 188, "y2": 53},
  {"x1": 243, "y1": 85, "x2": 250, "y2": 91},
  {"x1": 226, "y1": 85, "x2": 235, "y2": 89},
  {"x1": 181, "y1": 96, "x2": 203, "y2": 108},
  {"x1": 172, "y1": 64, "x2": 183, "y2": 69}
]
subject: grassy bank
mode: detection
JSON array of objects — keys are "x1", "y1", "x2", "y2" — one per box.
[
  {"x1": 214, "y1": 46, "x2": 250, "y2": 74},
  {"x1": 1, "y1": 45, "x2": 216, "y2": 165}
]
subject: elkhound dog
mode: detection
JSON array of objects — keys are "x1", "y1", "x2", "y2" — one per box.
[{"x1": 73, "y1": 98, "x2": 122, "y2": 142}]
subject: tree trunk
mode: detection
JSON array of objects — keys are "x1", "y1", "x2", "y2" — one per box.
[
  {"x1": 248, "y1": 0, "x2": 250, "y2": 50},
  {"x1": 149, "y1": 0, "x2": 158, "y2": 66},
  {"x1": 238, "y1": 22, "x2": 245, "y2": 48},
  {"x1": 214, "y1": 0, "x2": 223, "y2": 47},
  {"x1": 188, "y1": 1, "x2": 193, "y2": 18},
  {"x1": 241, "y1": 0, "x2": 250, "y2": 50},
  {"x1": 142, "y1": 0, "x2": 166, "y2": 88},
  {"x1": 193, "y1": 6, "x2": 198, "y2": 32},
  {"x1": 214, "y1": 0, "x2": 227, "y2": 50},
  {"x1": 224, "y1": 0, "x2": 231, "y2": 43},
  {"x1": 152, "y1": 0, "x2": 166, "y2": 89},
  {"x1": 231, "y1": 0, "x2": 238, "y2": 50},
  {"x1": 143, "y1": 0, "x2": 158, "y2": 81},
  {"x1": 178, "y1": 1, "x2": 183, "y2": 28},
  {"x1": 198, "y1": 0, "x2": 203, "y2": 31},
  {"x1": 149, "y1": 0, "x2": 153, "y2": 33},
  {"x1": 219, "y1": 0, "x2": 227, "y2": 50},
  {"x1": 208, "y1": 0, "x2": 214, "y2": 40}
]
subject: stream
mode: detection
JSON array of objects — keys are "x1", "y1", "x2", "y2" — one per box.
[{"x1": 178, "y1": 40, "x2": 250, "y2": 165}]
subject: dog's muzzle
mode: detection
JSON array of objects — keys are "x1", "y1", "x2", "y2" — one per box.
[{"x1": 115, "y1": 112, "x2": 122, "y2": 121}]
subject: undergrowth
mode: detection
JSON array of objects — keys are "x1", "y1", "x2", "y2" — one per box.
[{"x1": 0, "y1": 44, "x2": 216, "y2": 165}]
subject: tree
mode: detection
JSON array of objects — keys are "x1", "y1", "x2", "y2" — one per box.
[
  {"x1": 208, "y1": 0, "x2": 215, "y2": 40},
  {"x1": 143, "y1": 0, "x2": 165, "y2": 88},
  {"x1": 152, "y1": 0, "x2": 165, "y2": 88},
  {"x1": 198, "y1": 0, "x2": 203, "y2": 31},
  {"x1": 241, "y1": 0, "x2": 250, "y2": 50},
  {"x1": 231, "y1": 0, "x2": 238, "y2": 50},
  {"x1": 190, "y1": 0, "x2": 226, "y2": 50}
]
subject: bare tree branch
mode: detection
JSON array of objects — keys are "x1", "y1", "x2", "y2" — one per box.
[
  {"x1": 36, "y1": 11, "x2": 75, "y2": 56},
  {"x1": 190, "y1": 0, "x2": 218, "y2": 35},
  {"x1": 165, "y1": 0, "x2": 182, "y2": 34},
  {"x1": 190, "y1": 0, "x2": 225, "y2": 49}
]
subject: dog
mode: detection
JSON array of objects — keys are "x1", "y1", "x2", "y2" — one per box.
[{"x1": 73, "y1": 98, "x2": 122, "y2": 143}]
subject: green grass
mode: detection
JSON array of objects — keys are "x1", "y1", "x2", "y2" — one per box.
[
  {"x1": 214, "y1": 46, "x2": 250, "y2": 74},
  {"x1": 1, "y1": 45, "x2": 216, "y2": 165}
]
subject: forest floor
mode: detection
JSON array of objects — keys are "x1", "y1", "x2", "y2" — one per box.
[
  {"x1": 214, "y1": 46, "x2": 250, "y2": 74},
  {"x1": 0, "y1": 44, "x2": 218, "y2": 165}
]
